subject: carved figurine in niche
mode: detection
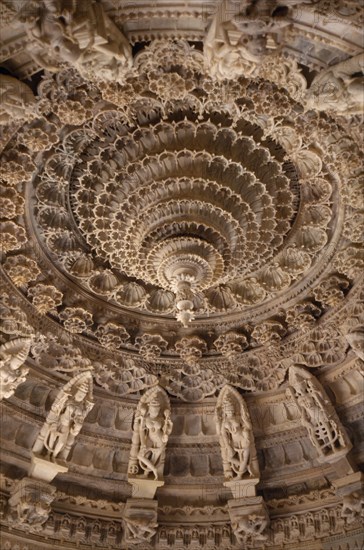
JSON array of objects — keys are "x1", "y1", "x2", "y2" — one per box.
[
  {"x1": 128, "y1": 387, "x2": 172, "y2": 481},
  {"x1": 8, "y1": 478, "x2": 56, "y2": 530},
  {"x1": 124, "y1": 500, "x2": 158, "y2": 543},
  {"x1": 0, "y1": 75, "x2": 36, "y2": 125},
  {"x1": 204, "y1": 0, "x2": 309, "y2": 79},
  {"x1": 305, "y1": 53, "x2": 364, "y2": 115},
  {"x1": 18, "y1": 0, "x2": 132, "y2": 81},
  {"x1": 215, "y1": 385, "x2": 259, "y2": 480},
  {"x1": 0, "y1": 337, "x2": 32, "y2": 400},
  {"x1": 32, "y1": 370, "x2": 94, "y2": 461},
  {"x1": 288, "y1": 366, "x2": 352, "y2": 459},
  {"x1": 232, "y1": 509, "x2": 269, "y2": 544},
  {"x1": 204, "y1": 0, "x2": 267, "y2": 80}
]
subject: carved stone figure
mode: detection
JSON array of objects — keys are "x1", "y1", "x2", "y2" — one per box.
[
  {"x1": 8, "y1": 478, "x2": 56, "y2": 530},
  {"x1": 288, "y1": 366, "x2": 352, "y2": 460},
  {"x1": 341, "y1": 492, "x2": 364, "y2": 524},
  {"x1": 215, "y1": 385, "x2": 258, "y2": 481},
  {"x1": 232, "y1": 511, "x2": 269, "y2": 543},
  {"x1": 18, "y1": 0, "x2": 132, "y2": 82},
  {"x1": 204, "y1": 0, "x2": 267, "y2": 79},
  {"x1": 124, "y1": 499, "x2": 158, "y2": 544},
  {"x1": 128, "y1": 387, "x2": 172, "y2": 482},
  {"x1": 204, "y1": 0, "x2": 309, "y2": 79},
  {"x1": 305, "y1": 53, "x2": 364, "y2": 115},
  {"x1": 0, "y1": 337, "x2": 32, "y2": 400},
  {"x1": 0, "y1": 75, "x2": 36, "y2": 125},
  {"x1": 32, "y1": 370, "x2": 94, "y2": 461}
]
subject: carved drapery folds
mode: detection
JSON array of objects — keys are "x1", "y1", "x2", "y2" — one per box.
[
  {"x1": 32, "y1": 370, "x2": 94, "y2": 466},
  {"x1": 128, "y1": 387, "x2": 172, "y2": 498},
  {"x1": 288, "y1": 366, "x2": 352, "y2": 462}
]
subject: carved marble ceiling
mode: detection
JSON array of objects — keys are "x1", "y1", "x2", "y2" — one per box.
[{"x1": 0, "y1": 1, "x2": 363, "y2": 549}]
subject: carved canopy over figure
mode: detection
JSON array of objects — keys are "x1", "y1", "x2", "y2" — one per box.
[
  {"x1": 204, "y1": 0, "x2": 310, "y2": 79},
  {"x1": 0, "y1": 337, "x2": 32, "y2": 400},
  {"x1": 0, "y1": 75, "x2": 36, "y2": 125},
  {"x1": 128, "y1": 386, "x2": 172, "y2": 481},
  {"x1": 18, "y1": 0, "x2": 132, "y2": 82},
  {"x1": 288, "y1": 366, "x2": 352, "y2": 459},
  {"x1": 305, "y1": 53, "x2": 364, "y2": 115},
  {"x1": 215, "y1": 385, "x2": 259, "y2": 480},
  {"x1": 32, "y1": 370, "x2": 94, "y2": 461}
]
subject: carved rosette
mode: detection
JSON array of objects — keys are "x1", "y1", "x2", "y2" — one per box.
[{"x1": 0, "y1": 38, "x2": 362, "y2": 393}]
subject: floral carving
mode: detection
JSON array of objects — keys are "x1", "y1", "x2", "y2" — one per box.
[
  {"x1": 28, "y1": 284, "x2": 63, "y2": 314},
  {"x1": 214, "y1": 331, "x2": 249, "y2": 360},
  {"x1": 94, "y1": 358, "x2": 158, "y2": 396},
  {"x1": 175, "y1": 336, "x2": 208, "y2": 366},
  {"x1": 314, "y1": 274, "x2": 350, "y2": 308},
  {"x1": 0, "y1": 186, "x2": 24, "y2": 219},
  {"x1": 0, "y1": 221, "x2": 27, "y2": 253},
  {"x1": 3, "y1": 255, "x2": 41, "y2": 286},
  {"x1": 135, "y1": 333, "x2": 168, "y2": 361},
  {"x1": 94, "y1": 322, "x2": 130, "y2": 350},
  {"x1": 59, "y1": 307, "x2": 93, "y2": 334},
  {"x1": 251, "y1": 319, "x2": 286, "y2": 346},
  {"x1": 160, "y1": 363, "x2": 226, "y2": 402}
]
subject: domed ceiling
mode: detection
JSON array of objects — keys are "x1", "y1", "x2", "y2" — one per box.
[{"x1": 0, "y1": 1, "x2": 363, "y2": 549}]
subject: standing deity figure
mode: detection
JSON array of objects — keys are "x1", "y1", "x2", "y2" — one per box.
[
  {"x1": 288, "y1": 366, "x2": 352, "y2": 460},
  {"x1": 18, "y1": 0, "x2": 132, "y2": 82},
  {"x1": 305, "y1": 53, "x2": 364, "y2": 115},
  {"x1": 0, "y1": 337, "x2": 32, "y2": 400},
  {"x1": 215, "y1": 385, "x2": 259, "y2": 480},
  {"x1": 204, "y1": 0, "x2": 309, "y2": 79},
  {"x1": 32, "y1": 370, "x2": 94, "y2": 461},
  {"x1": 128, "y1": 387, "x2": 172, "y2": 481}
]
